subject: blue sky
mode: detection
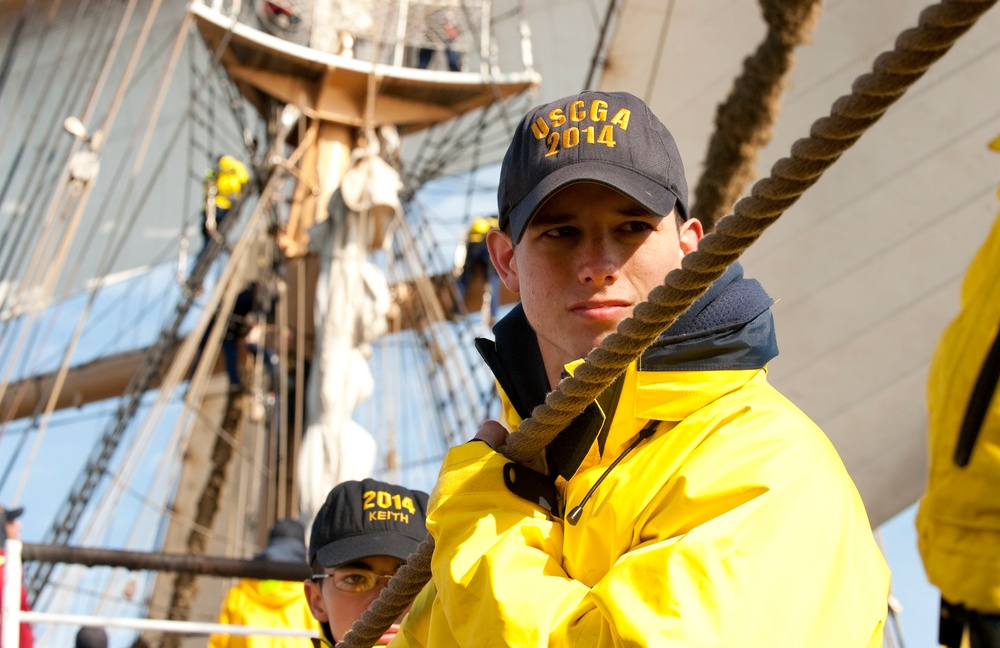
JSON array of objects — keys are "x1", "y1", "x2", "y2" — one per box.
[{"x1": 881, "y1": 504, "x2": 939, "y2": 647}]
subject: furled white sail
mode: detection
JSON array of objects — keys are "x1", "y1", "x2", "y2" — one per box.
[{"x1": 297, "y1": 140, "x2": 399, "y2": 523}]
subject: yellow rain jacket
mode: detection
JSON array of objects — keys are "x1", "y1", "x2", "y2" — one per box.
[
  {"x1": 210, "y1": 155, "x2": 250, "y2": 210},
  {"x1": 208, "y1": 578, "x2": 319, "y2": 648},
  {"x1": 916, "y1": 182, "x2": 1000, "y2": 614},
  {"x1": 466, "y1": 216, "x2": 499, "y2": 244},
  {"x1": 392, "y1": 264, "x2": 889, "y2": 647}
]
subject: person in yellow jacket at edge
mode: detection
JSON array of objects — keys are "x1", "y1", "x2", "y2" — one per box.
[
  {"x1": 304, "y1": 479, "x2": 430, "y2": 647},
  {"x1": 916, "y1": 133, "x2": 1000, "y2": 648},
  {"x1": 389, "y1": 90, "x2": 891, "y2": 647},
  {"x1": 208, "y1": 519, "x2": 320, "y2": 648}
]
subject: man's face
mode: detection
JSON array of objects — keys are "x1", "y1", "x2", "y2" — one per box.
[
  {"x1": 489, "y1": 182, "x2": 702, "y2": 387},
  {"x1": 4, "y1": 519, "x2": 20, "y2": 541},
  {"x1": 303, "y1": 555, "x2": 406, "y2": 645}
]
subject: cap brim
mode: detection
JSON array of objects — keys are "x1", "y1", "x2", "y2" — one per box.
[
  {"x1": 4, "y1": 507, "x2": 23, "y2": 522},
  {"x1": 314, "y1": 533, "x2": 423, "y2": 568},
  {"x1": 505, "y1": 161, "x2": 679, "y2": 243}
]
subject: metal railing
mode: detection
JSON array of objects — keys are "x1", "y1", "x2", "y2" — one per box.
[
  {"x1": 2, "y1": 540, "x2": 320, "y2": 647},
  {"x1": 195, "y1": 0, "x2": 534, "y2": 76}
]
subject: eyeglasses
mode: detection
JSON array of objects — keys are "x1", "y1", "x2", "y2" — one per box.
[{"x1": 312, "y1": 567, "x2": 397, "y2": 593}]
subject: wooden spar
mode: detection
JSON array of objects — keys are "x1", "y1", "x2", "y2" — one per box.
[
  {"x1": 142, "y1": 5, "x2": 532, "y2": 641},
  {"x1": 122, "y1": 4, "x2": 534, "y2": 642},
  {"x1": 0, "y1": 267, "x2": 513, "y2": 422},
  {"x1": 19, "y1": 542, "x2": 311, "y2": 581}
]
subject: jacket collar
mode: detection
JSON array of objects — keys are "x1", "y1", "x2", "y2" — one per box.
[{"x1": 477, "y1": 262, "x2": 777, "y2": 476}]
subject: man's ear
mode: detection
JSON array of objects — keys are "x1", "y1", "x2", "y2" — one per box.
[
  {"x1": 487, "y1": 229, "x2": 519, "y2": 294},
  {"x1": 303, "y1": 579, "x2": 329, "y2": 623},
  {"x1": 678, "y1": 217, "x2": 704, "y2": 255}
]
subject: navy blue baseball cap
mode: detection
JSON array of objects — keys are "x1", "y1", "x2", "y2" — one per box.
[
  {"x1": 308, "y1": 479, "x2": 429, "y2": 569},
  {"x1": 498, "y1": 90, "x2": 689, "y2": 243}
]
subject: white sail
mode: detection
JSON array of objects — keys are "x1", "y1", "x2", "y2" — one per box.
[
  {"x1": 298, "y1": 142, "x2": 399, "y2": 522},
  {"x1": 598, "y1": 0, "x2": 1000, "y2": 528}
]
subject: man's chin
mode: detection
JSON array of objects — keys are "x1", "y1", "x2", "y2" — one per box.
[{"x1": 584, "y1": 330, "x2": 617, "y2": 358}]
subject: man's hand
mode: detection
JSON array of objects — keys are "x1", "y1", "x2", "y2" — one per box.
[{"x1": 473, "y1": 420, "x2": 508, "y2": 450}]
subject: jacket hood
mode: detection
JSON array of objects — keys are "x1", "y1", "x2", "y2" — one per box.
[
  {"x1": 236, "y1": 578, "x2": 310, "y2": 608},
  {"x1": 477, "y1": 262, "x2": 777, "y2": 418},
  {"x1": 252, "y1": 535, "x2": 307, "y2": 564},
  {"x1": 476, "y1": 262, "x2": 778, "y2": 480}
]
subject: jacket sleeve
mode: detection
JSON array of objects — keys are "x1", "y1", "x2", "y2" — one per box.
[
  {"x1": 390, "y1": 580, "x2": 437, "y2": 647},
  {"x1": 424, "y1": 441, "x2": 591, "y2": 646},
  {"x1": 424, "y1": 425, "x2": 889, "y2": 647},
  {"x1": 207, "y1": 588, "x2": 235, "y2": 648}
]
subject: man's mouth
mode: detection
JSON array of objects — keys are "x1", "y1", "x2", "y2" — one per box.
[
  {"x1": 570, "y1": 299, "x2": 632, "y2": 321},
  {"x1": 376, "y1": 624, "x2": 401, "y2": 645}
]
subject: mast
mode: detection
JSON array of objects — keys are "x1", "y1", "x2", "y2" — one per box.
[
  {"x1": 142, "y1": 2, "x2": 536, "y2": 644},
  {"x1": 187, "y1": 0, "x2": 536, "y2": 508}
]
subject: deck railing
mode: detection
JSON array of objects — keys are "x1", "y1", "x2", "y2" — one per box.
[
  {"x1": 195, "y1": 0, "x2": 533, "y2": 76},
  {"x1": 1, "y1": 540, "x2": 320, "y2": 647}
]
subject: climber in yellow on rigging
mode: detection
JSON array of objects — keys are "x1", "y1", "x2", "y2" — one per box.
[{"x1": 197, "y1": 154, "x2": 249, "y2": 266}]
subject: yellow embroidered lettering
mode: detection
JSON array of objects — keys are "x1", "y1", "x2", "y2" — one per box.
[
  {"x1": 610, "y1": 108, "x2": 631, "y2": 130},
  {"x1": 597, "y1": 125, "x2": 616, "y2": 147},
  {"x1": 590, "y1": 100, "x2": 608, "y2": 122},
  {"x1": 549, "y1": 108, "x2": 566, "y2": 128},
  {"x1": 569, "y1": 101, "x2": 586, "y2": 122},
  {"x1": 583, "y1": 126, "x2": 595, "y2": 144},
  {"x1": 545, "y1": 131, "x2": 560, "y2": 156},
  {"x1": 530, "y1": 117, "x2": 549, "y2": 140},
  {"x1": 563, "y1": 127, "x2": 580, "y2": 149}
]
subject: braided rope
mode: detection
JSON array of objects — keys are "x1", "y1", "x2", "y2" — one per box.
[
  {"x1": 336, "y1": 1, "x2": 997, "y2": 645},
  {"x1": 337, "y1": 535, "x2": 433, "y2": 646},
  {"x1": 692, "y1": 0, "x2": 823, "y2": 230}
]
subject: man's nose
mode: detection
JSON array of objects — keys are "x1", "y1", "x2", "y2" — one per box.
[
  {"x1": 364, "y1": 581, "x2": 390, "y2": 607},
  {"x1": 577, "y1": 237, "x2": 618, "y2": 285}
]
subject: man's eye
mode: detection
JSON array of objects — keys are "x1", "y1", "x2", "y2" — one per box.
[
  {"x1": 543, "y1": 226, "x2": 576, "y2": 238},
  {"x1": 621, "y1": 221, "x2": 654, "y2": 233}
]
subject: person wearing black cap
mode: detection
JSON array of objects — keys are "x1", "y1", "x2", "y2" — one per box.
[
  {"x1": 303, "y1": 478, "x2": 428, "y2": 647},
  {"x1": 0, "y1": 504, "x2": 32, "y2": 647},
  {"x1": 74, "y1": 626, "x2": 108, "y2": 648},
  {"x1": 208, "y1": 519, "x2": 319, "y2": 648},
  {"x1": 391, "y1": 91, "x2": 890, "y2": 647}
]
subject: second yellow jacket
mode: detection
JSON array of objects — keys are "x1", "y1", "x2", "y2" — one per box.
[{"x1": 208, "y1": 578, "x2": 319, "y2": 648}]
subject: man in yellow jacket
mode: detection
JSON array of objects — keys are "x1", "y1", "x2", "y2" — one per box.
[
  {"x1": 916, "y1": 134, "x2": 1000, "y2": 648},
  {"x1": 208, "y1": 519, "x2": 319, "y2": 648},
  {"x1": 391, "y1": 91, "x2": 890, "y2": 647},
  {"x1": 457, "y1": 215, "x2": 501, "y2": 319}
]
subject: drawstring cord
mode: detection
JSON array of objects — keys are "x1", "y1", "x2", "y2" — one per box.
[{"x1": 565, "y1": 420, "x2": 659, "y2": 525}]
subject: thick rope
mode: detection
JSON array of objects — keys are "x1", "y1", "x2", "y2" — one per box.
[
  {"x1": 336, "y1": 1, "x2": 997, "y2": 645},
  {"x1": 338, "y1": 537, "x2": 434, "y2": 647},
  {"x1": 692, "y1": 0, "x2": 823, "y2": 231}
]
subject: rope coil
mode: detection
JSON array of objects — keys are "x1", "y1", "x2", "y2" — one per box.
[{"x1": 336, "y1": 0, "x2": 998, "y2": 645}]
